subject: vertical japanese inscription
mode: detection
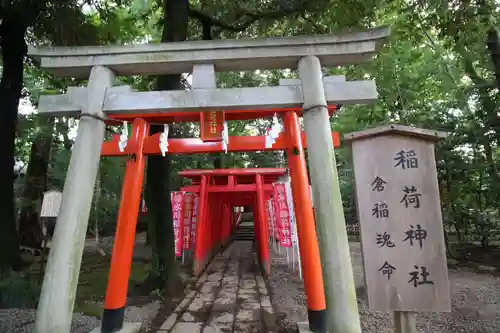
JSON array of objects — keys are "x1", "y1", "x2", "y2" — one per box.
[
  {"x1": 209, "y1": 111, "x2": 218, "y2": 134},
  {"x1": 370, "y1": 148, "x2": 433, "y2": 289},
  {"x1": 393, "y1": 149, "x2": 419, "y2": 169},
  {"x1": 351, "y1": 128, "x2": 450, "y2": 312}
]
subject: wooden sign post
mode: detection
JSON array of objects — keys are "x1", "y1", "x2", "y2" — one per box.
[{"x1": 345, "y1": 125, "x2": 451, "y2": 333}]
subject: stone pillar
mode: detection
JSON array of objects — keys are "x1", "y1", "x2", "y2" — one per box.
[
  {"x1": 35, "y1": 66, "x2": 115, "y2": 333},
  {"x1": 298, "y1": 56, "x2": 361, "y2": 333}
]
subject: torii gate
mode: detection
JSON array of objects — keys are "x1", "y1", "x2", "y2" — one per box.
[
  {"x1": 179, "y1": 168, "x2": 290, "y2": 270},
  {"x1": 29, "y1": 26, "x2": 389, "y2": 333},
  {"x1": 178, "y1": 168, "x2": 288, "y2": 274}
]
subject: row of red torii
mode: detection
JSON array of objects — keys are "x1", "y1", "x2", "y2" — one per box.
[
  {"x1": 100, "y1": 109, "x2": 340, "y2": 333},
  {"x1": 170, "y1": 169, "x2": 304, "y2": 268}
]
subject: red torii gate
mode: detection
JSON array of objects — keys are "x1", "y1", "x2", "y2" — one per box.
[
  {"x1": 179, "y1": 168, "x2": 287, "y2": 275},
  {"x1": 97, "y1": 107, "x2": 340, "y2": 333}
]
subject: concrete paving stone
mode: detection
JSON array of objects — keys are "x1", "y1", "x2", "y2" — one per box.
[
  {"x1": 239, "y1": 283, "x2": 257, "y2": 290},
  {"x1": 159, "y1": 313, "x2": 177, "y2": 331},
  {"x1": 261, "y1": 306, "x2": 274, "y2": 315},
  {"x1": 180, "y1": 312, "x2": 196, "y2": 322},
  {"x1": 234, "y1": 322, "x2": 261, "y2": 333},
  {"x1": 236, "y1": 308, "x2": 259, "y2": 322},
  {"x1": 89, "y1": 322, "x2": 141, "y2": 333},
  {"x1": 211, "y1": 298, "x2": 236, "y2": 312},
  {"x1": 221, "y1": 284, "x2": 238, "y2": 291},
  {"x1": 260, "y1": 296, "x2": 271, "y2": 307},
  {"x1": 220, "y1": 286, "x2": 238, "y2": 293},
  {"x1": 217, "y1": 291, "x2": 237, "y2": 299},
  {"x1": 222, "y1": 276, "x2": 238, "y2": 283},
  {"x1": 211, "y1": 312, "x2": 234, "y2": 324},
  {"x1": 186, "y1": 291, "x2": 197, "y2": 300},
  {"x1": 261, "y1": 306, "x2": 278, "y2": 332},
  {"x1": 199, "y1": 293, "x2": 217, "y2": 302},
  {"x1": 201, "y1": 284, "x2": 218, "y2": 294},
  {"x1": 203, "y1": 323, "x2": 233, "y2": 333},
  {"x1": 238, "y1": 288, "x2": 258, "y2": 294},
  {"x1": 239, "y1": 301, "x2": 261, "y2": 310},
  {"x1": 188, "y1": 299, "x2": 211, "y2": 312},
  {"x1": 237, "y1": 293, "x2": 259, "y2": 301},
  {"x1": 255, "y1": 275, "x2": 265, "y2": 285},
  {"x1": 174, "y1": 296, "x2": 192, "y2": 313},
  {"x1": 171, "y1": 322, "x2": 202, "y2": 333},
  {"x1": 207, "y1": 275, "x2": 223, "y2": 282}
]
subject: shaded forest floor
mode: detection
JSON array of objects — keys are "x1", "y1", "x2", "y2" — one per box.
[
  {"x1": 0, "y1": 233, "x2": 193, "y2": 333},
  {"x1": 450, "y1": 243, "x2": 500, "y2": 271}
]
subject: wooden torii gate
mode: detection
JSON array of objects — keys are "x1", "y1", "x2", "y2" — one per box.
[
  {"x1": 29, "y1": 26, "x2": 390, "y2": 333},
  {"x1": 178, "y1": 168, "x2": 288, "y2": 272}
]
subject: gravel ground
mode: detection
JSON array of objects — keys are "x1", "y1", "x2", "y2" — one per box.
[
  {"x1": 0, "y1": 301, "x2": 162, "y2": 333},
  {"x1": 267, "y1": 242, "x2": 500, "y2": 333}
]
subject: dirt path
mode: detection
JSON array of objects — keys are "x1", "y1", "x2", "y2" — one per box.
[
  {"x1": 267, "y1": 242, "x2": 500, "y2": 333},
  {"x1": 156, "y1": 242, "x2": 276, "y2": 333}
]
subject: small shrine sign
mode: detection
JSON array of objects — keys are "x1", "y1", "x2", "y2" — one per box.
[
  {"x1": 40, "y1": 190, "x2": 62, "y2": 218},
  {"x1": 345, "y1": 125, "x2": 451, "y2": 312}
]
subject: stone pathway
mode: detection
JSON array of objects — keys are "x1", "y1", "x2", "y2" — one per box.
[{"x1": 157, "y1": 242, "x2": 277, "y2": 333}]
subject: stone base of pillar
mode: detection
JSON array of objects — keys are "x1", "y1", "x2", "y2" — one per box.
[{"x1": 89, "y1": 322, "x2": 142, "y2": 333}]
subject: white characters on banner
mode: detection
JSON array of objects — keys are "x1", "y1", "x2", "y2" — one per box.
[
  {"x1": 271, "y1": 181, "x2": 303, "y2": 279},
  {"x1": 171, "y1": 192, "x2": 184, "y2": 257}
]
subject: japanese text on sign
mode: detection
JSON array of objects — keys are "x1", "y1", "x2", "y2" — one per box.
[
  {"x1": 171, "y1": 192, "x2": 184, "y2": 257},
  {"x1": 190, "y1": 194, "x2": 199, "y2": 249},
  {"x1": 273, "y1": 183, "x2": 292, "y2": 247},
  {"x1": 349, "y1": 127, "x2": 450, "y2": 312},
  {"x1": 182, "y1": 193, "x2": 193, "y2": 250}
]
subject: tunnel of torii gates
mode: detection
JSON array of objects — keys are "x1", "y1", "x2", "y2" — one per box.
[{"x1": 98, "y1": 107, "x2": 340, "y2": 333}]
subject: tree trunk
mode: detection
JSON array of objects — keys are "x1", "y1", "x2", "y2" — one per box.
[
  {"x1": 144, "y1": 0, "x2": 189, "y2": 297},
  {"x1": 0, "y1": 17, "x2": 28, "y2": 271},
  {"x1": 486, "y1": 28, "x2": 500, "y2": 91},
  {"x1": 18, "y1": 117, "x2": 54, "y2": 249}
]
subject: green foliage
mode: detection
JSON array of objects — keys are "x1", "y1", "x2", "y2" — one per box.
[{"x1": 12, "y1": 0, "x2": 500, "y2": 270}]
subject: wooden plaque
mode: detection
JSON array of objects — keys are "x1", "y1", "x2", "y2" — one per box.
[
  {"x1": 346, "y1": 125, "x2": 451, "y2": 312},
  {"x1": 40, "y1": 190, "x2": 62, "y2": 218},
  {"x1": 200, "y1": 110, "x2": 224, "y2": 142}
]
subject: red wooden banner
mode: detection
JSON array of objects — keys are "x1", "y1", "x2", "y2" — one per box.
[
  {"x1": 200, "y1": 111, "x2": 225, "y2": 142},
  {"x1": 274, "y1": 183, "x2": 292, "y2": 247},
  {"x1": 190, "y1": 194, "x2": 200, "y2": 250},
  {"x1": 182, "y1": 193, "x2": 193, "y2": 250},
  {"x1": 171, "y1": 192, "x2": 184, "y2": 257}
]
